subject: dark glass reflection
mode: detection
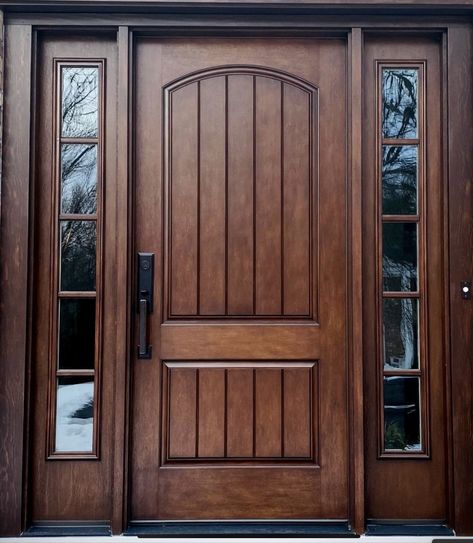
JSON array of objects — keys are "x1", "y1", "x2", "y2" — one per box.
[
  {"x1": 382, "y1": 146, "x2": 417, "y2": 215},
  {"x1": 55, "y1": 376, "x2": 94, "y2": 452},
  {"x1": 383, "y1": 222, "x2": 417, "y2": 291},
  {"x1": 61, "y1": 144, "x2": 97, "y2": 214},
  {"x1": 384, "y1": 376, "x2": 421, "y2": 451},
  {"x1": 60, "y1": 221, "x2": 96, "y2": 291},
  {"x1": 382, "y1": 69, "x2": 417, "y2": 139},
  {"x1": 58, "y1": 299, "x2": 96, "y2": 370},
  {"x1": 383, "y1": 298, "x2": 419, "y2": 370},
  {"x1": 61, "y1": 66, "x2": 98, "y2": 138}
]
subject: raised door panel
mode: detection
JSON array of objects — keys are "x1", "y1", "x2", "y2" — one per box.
[{"x1": 164, "y1": 68, "x2": 316, "y2": 320}]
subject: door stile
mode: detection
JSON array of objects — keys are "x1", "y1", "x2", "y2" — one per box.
[
  {"x1": 441, "y1": 29, "x2": 455, "y2": 533},
  {"x1": 0, "y1": 23, "x2": 34, "y2": 536},
  {"x1": 348, "y1": 26, "x2": 365, "y2": 535},
  {"x1": 112, "y1": 25, "x2": 133, "y2": 535},
  {"x1": 447, "y1": 23, "x2": 473, "y2": 536}
]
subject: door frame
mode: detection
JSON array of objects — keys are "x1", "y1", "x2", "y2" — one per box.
[{"x1": 0, "y1": 8, "x2": 472, "y2": 536}]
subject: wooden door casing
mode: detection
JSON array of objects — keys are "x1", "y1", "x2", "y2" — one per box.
[
  {"x1": 131, "y1": 37, "x2": 349, "y2": 520},
  {"x1": 363, "y1": 34, "x2": 448, "y2": 521}
]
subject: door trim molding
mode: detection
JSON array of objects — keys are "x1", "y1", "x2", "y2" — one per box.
[{"x1": 125, "y1": 520, "x2": 358, "y2": 537}]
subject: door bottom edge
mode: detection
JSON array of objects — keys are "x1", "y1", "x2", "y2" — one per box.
[
  {"x1": 22, "y1": 521, "x2": 112, "y2": 537},
  {"x1": 365, "y1": 522, "x2": 454, "y2": 537},
  {"x1": 124, "y1": 520, "x2": 358, "y2": 538}
]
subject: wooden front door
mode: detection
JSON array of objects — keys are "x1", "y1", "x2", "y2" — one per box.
[{"x1": 130, "y1": 37, "x2": 349, "y2": 522}]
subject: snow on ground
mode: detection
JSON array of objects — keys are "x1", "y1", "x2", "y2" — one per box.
[{"x1": 55, "y1": 380, "x2": 94, "y2": 452}]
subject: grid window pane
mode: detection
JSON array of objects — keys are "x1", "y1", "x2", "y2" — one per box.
[
  {"x1": 382, "y1": 68, "x2": 418, "y2": 139},
  {"x1": 382, "y1": 145, "x2": 417, "y2": 215},
  {"x1": 61, "y1": 144, "x2": 97, "y2": 214},
  {"x1": 60, "y1": 220, "x2": 96, "y2": 292},
  {"x1": 384, "y1": 376, "x2": 421, "y2": 452},
  {"x1": 55, "y1": 376, "x2": 94, "y2": 452},
  {"x1": 383, "y1": 222, "x2": 418, "y2": 292},
  {"x1": 61, "y1": 66, "x2": 99, "y2": 138},
  {"x1": 383, "y1": 298, "x2": 419, "y2": 370},
  {"x1": 58, "y1": 298, "x2": 96, "y2": 370}
]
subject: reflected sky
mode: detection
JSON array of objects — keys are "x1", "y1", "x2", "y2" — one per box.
[
  {"x1": 382, "y1": 69, "x2": 418, "y2": 139},
  {"x1": 62, "y1": 66, "x2": 99, "y2": 138}
]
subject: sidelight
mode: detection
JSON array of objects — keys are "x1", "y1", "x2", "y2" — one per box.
[
  {"x1": 49, "y1": 62, "x2": 103, "y2": 457},
  {"x1": 378, "y1": 65, "x2": 427, "y2": 455}
]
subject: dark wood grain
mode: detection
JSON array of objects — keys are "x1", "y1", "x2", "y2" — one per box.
[
  {"x1": 363, "y1": 34, "x2": 448, "y2": 522},
  {"x1": 0, "y1": 23, "x2": 32, "y2": 536},
  {"x1": 132, "y1": 36, "x2": 349, "y2": 521},
  {"x1": 255, "y1": 76, "x2": 282, "y2": 315},
  {"x1": 447, "y1": 24, "x2": 473, "y2": 536},
  {"x1": 170, "y1": 82, "x2": 199, "y2": 316},
  {"x1": 199, "y1": 76, "x2": 226, "y2": 315},
  {"x1": 226, "y1": 368, "x2": 254, "y2": 457},
  {"x1": 227, "y1": 74, "x2": 254, "y2": 315}
]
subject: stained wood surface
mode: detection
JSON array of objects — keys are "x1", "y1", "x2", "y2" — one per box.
[
  {"x1": 132, "y1": 36, "x2": 348, "y2": 521},
  {"x1": 363, "y1": 34, "x2": 448, "y2": 521},
  {"x1": 167, "y1": 72, "x2": 314, "y2": 318}
]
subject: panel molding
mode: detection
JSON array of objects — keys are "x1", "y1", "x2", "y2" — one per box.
[
  {"x1": 161, "y1": 360, "x2": 319, "y2": 465},
  {"x1": 163, "y1": 65, "x2": 319, "y2": 321}
]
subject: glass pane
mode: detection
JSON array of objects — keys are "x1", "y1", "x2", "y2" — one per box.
[
  {"x1": 383, "y1": 222, "x2": 417, "y2": 291},
  {"x1": 55, "y1": 376, "x2": 94, "y2": 452},
  {"x1": 61, "y1": 144, "x2": 97, "y2": 214},
  {"x1": 384, "y1": 376, "x2": 421, "y2": 451},
  {"x1": 382, "y1": 68, "x2": 417, "y2": 139},
  {"x1": 382, "y1": 146, "x2": 417, "y2": 215},
  {"x1": 58, "y1": 298, "x2": 96, "y2": 370},
  {"x1": 60, "y1": 220, "x2": 96, "y2": 291},
  {"x1": 61, "y1": 66, "x2": 99, "y2": 138},
  {"x1": 383, "y1": 298, "x2": 419, "y2": 370}
]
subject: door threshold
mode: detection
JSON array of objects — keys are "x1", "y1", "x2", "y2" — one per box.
[
  {"x1": 125, "y1": 520, "x2": 357, "y2": 538},
  {"x1": 366, "y1": 522, "x2": 455, "y2": 537}
]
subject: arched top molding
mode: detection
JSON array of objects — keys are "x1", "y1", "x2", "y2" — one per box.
[{"x1": 164, "y1": 65, "x2": 319, "y2": 94}]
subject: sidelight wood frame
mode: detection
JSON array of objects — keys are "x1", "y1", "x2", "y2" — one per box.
[
  {"x1": 375, "y1": 61, "x2": 430, "y2": 459},
  {"x1": 0, "y1": 7, "x2": 471, "y2": 538},
  {"x1": 46, "y1": 58, "x2": 106, "y2": 460}
]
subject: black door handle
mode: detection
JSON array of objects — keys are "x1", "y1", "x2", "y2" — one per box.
[{"x1": 137, "y1": 253, "x2": 154, "y2": 359}]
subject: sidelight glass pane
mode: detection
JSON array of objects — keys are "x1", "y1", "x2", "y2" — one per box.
[
  {"x1": 382, "y1": 146, "x2": 417, "y2": 215},
  {"x1": 384, "y1": 376, "x2": 421, "y2": 451},
  {"x1": 383, "y1": 298, "x2": 419, "y2": 370},
  {"x1": 58, "y1": 299, "x2": 96, "y2": 370},
  {"x1": 61, "y1": 144, "x2": 97, "y2": 214},
  {"x1": 55, "y1": 376, "x2": 94, "y2": 452},
  {"x1": 382, "y1": 68, "x2": 418, "y2": 139},
  {"x1": 60, "y1": 220, "x2": 96, "y2": 292},
  {"x1": 61, "y1": 66, "x2": 99, "y2": 138},
  {"x1": 383, "y1": 222, "x2": 417, "y2": 291}
]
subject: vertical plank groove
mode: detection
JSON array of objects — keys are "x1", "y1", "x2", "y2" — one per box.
[
  {"x1": 227, "y1": 75, "x2": 254, "y2": 315},
  {"x1": 255, "y1": 76, "x2": 282, "y2": 315},
  {"x1": 170, "y1": 83, "x2": 199, "y2": 315},
  {"x1": 199, "y1": 77, "x2": 226, "y2": 315},
  {"x1": 282, "y1": 83, "x2": 311, "y2": 316}
]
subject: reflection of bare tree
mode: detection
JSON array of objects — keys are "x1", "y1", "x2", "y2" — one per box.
[
  {"x1": 383, "y1": 298, "x2": 418, "y2": 370},
  {"x1": 382, "y1": 69, "x2": 417, "y2": 139},
  {"x1": 382, "y1": 146, "x2": 417, "y2": 214},
  {"x1": 62, "y1": 67, "x2": 98, "y2": 138},
  {"x1": 384, "y1": 376, "x2": 421, "y2": 451},
  {"x1": 383, "y1": 222, "x2": 417, "y2": 292},
  {"x1": 61, "y1": 144, "x2": 96, "y2": 214},
  {"x1": 61, "y1": 221, "x2": 96, "y2": 291}
]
